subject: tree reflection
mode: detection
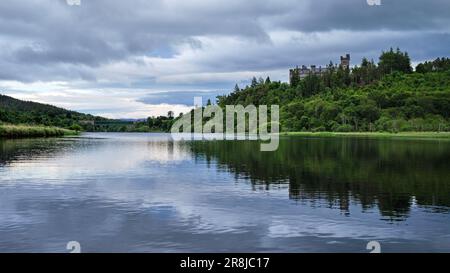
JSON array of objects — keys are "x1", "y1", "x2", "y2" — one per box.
[{"x1": 188, "y1": 137, "x2": 450, "y2": 220}]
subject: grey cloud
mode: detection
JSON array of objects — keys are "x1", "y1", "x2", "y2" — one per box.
[
  {"x1": 137, "y1": 91, "x2": 226, "y2": 106},
  {"x1": 0, "y1": 0, "x2": 449, "y2": 89},
  {"x1": 0, "y1": 0, "x2": 270, "y2": 63},
  {"x1": 275, "y1": 0, "x2": 450, "y2": 32},
  {"x1": 185, "y1": 32, "x2": 450, "y2": 74}
]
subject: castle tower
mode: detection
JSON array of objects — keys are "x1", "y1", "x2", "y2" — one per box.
[
  {"x1": 289, "y1": 66, "x2": 299, "y2": 85},
  {"x1": 340, "y1": 54, "x2": 350, "y2": 70}
]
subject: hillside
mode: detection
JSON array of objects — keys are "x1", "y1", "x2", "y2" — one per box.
[
  {"x1": 218, "y1": 51, "x2": 450, "y2": 133},
  {"x1": 0, "y1": 94, "x2": 109, "y2": 131}
]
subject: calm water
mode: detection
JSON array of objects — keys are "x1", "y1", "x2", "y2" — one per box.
[{"x1": 0, "y1": 133, "x2": 449, "y2": 253}]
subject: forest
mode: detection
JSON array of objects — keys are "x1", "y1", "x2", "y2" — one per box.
[{"x1": 218, "y1": 49, "x2": 450, "y2": 132}]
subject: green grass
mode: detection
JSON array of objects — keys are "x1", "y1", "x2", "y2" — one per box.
[
  {"x1": 0, "y1": 124, "x2": 78, "y2": 138},
  {"x1": 282, "y1": 131, "x2": 450, "y2": 140}
]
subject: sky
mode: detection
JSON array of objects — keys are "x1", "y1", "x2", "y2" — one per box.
[{"x1": 0, "y1": 0, "x2": 449, "y2": 119}]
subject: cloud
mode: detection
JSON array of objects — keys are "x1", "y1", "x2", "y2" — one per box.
[
  {"x1": 273, "y1": 0, "x2": 450, "y2": 32},
  {"x1": 137, "y1": 90, "x2": 227, "y2": 106},
  {"x1": 0, "y1": 81, "x2": 192, "y2": 119}
]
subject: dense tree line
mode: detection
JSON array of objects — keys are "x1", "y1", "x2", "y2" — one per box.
[
  {"x1": 144, "y1": 115, "x2": 175, "y2": 132},
  {"x1": 218, "y1": 49, "x2": 450, "y2": 132},
  {"x1": 416, "y1": 57, "x2": 450, "y2": 73}
]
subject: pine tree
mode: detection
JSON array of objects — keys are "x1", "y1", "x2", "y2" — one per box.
[
  {"x1": 258, "y1": 77, "x2": 265, "y2": 85},
  {"x1": 251, "y1": 77, "x2": 258, "y2": 88},
  {"x1": 234, "y1": 84, "x2": 240, "y2": 93}
]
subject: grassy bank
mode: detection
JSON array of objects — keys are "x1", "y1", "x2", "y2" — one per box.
[
  {"x1": 281, "y1": 132, "x2": 450, "y2": 140},
  {"x1": 282, "y1": 131, "x2": 450, "y2": 140},
  {"x1": 0, "y1": 124, "x2": 78, "y2": 138}
]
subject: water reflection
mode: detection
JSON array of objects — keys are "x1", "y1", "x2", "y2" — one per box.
[
  {"x1": 0, "y1": 137, "x2": 76, "y2": 166},
  {"x1": 188, "y1": 137, "x2": 450, "y2": 220},
  {"x1": 0, "y1": 133, "x2": 449, "y2": 252}
]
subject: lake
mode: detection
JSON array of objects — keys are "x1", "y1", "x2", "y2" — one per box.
[{"x1": 0, "y1": 133, "x2": 449, "y2": 252}]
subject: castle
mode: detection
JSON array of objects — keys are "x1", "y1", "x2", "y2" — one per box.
[{"x1": 289, "y1": 54, "x2": 350, "y2": 84}]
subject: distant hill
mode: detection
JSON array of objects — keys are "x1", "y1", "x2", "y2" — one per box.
[
  {"x1": 0, "y1": 94, "x2": 109, "y2": 131},
  {"x1": 0, "y1": 94, "x2": 171, "y2": 132}
]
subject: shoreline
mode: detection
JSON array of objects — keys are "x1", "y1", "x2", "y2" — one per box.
[
  {"x1": 3, "y1": 128, "x2": 450, "y2": 141},
  {"x1": 0, "y1": 124, "x2": 78, "y2": 139},
  {"x1": 282, "y1": 131, "x2": 450, "y2": 140}
]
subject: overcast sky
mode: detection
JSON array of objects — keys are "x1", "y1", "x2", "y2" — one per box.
[{"x1": 0, "y1": 0, "x2": 449, "y2": 118}]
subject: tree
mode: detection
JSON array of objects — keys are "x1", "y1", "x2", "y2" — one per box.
[
  {"x1": 69, "y1": 124, "x2": 83, "y2": 131},
  {"x1": 258, "y1": 77, "x2": 265, "y2": 85},
  {"x1": 300, "y1": 74, "x2": 323, "y2": 97},
  {"x1": 147, "y1": 117, "x2": 154, "y2": 127},
  {"x1": 378, "y1": 48, "x2": 412, "y2": 75},
  {"x1": 415, "y1": 63, "x2": 426, "y2": 73},
  {"x1": 233, "y1": 84, "x2": 241, "y2": 93},
  {"x1": 167, "y1": 111, "x2": 174, "y2": 119},
  {"x1": 251, "y1": 77, "x2": 258, "y2": 88}
]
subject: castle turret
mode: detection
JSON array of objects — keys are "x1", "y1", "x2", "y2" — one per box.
[{"x1": 340, "y1": 54, "x2": 350, "y2": 70}]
